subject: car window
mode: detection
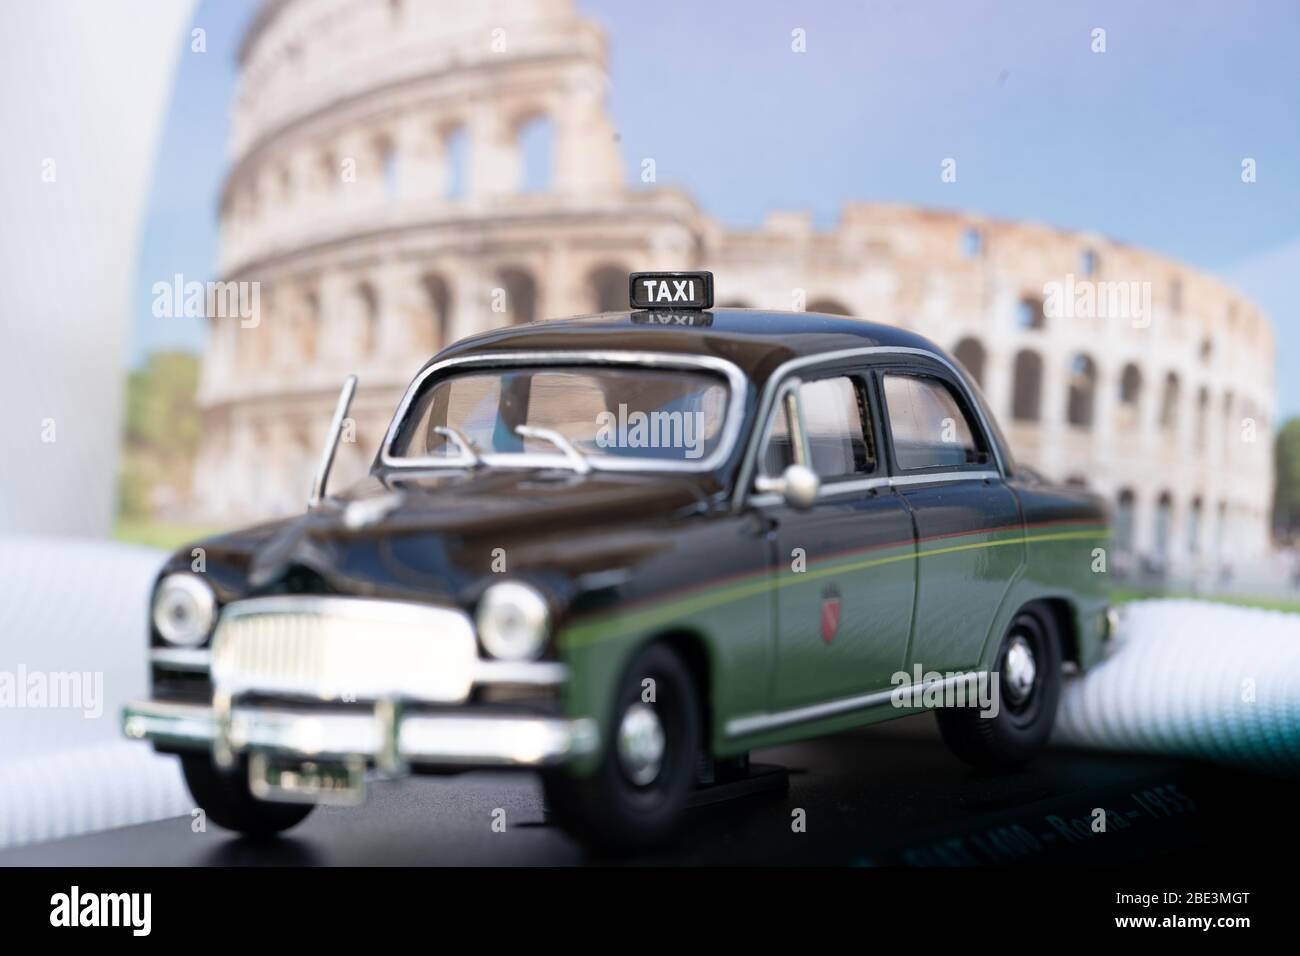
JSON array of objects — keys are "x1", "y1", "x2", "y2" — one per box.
[
  {"x1": 798, "y1": 377, "x2": 875, "y2": 479},
  {"x1": 882, "y1": 373, "x2": 986, "y2": 470},
  {"x1": 760, "y1": 376, "x2": 875, "y2": 480},
  {"x1": 762, "y1": 398, "x2": 796, "y2": 476}
]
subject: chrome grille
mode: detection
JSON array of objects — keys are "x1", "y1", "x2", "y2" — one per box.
[{"x1": 211, "y1": 596, "x2": 476, "y2": 704}]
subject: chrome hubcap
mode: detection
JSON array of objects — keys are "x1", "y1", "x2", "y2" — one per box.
[
  {"x1": 1002, "y1": 635, "x2": 1037, "y2": 703},
  {"x1": 617, "y1": 702, "x2": 666, "y2": 786}
]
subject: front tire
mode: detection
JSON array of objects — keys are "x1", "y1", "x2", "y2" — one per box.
[
  {"x1": 936, "y1": 607, "x2": 1062, "y2": 769},
  {"x1": 180, "y1": 753, "x2": 315, "y2": 837},
  {"x1": 544, "y1": 643, "x2": 701, "y2": 852}
]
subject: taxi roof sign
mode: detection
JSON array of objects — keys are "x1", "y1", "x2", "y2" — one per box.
[{"x1": 629, "y1": 271, "x2": 713, "y2": 311}]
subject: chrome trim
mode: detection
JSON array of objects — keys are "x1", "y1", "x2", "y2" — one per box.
[
  {"x1": 122, "y1": 698, "x2": 217, "y2": 748},
  {"x1": 733, "y1": 346, "x2": 1009, "y2": 511},
  {"x1": 749, "y1": 471, "x2": 1001, "y2": 506},
  {"x1": 147, "y1": 643, "x2": 570, "y2": 687},
  {"x1": 310, "y1": 374, "x2": 357, "y2": 507},
  {"x1": 149, "y1": 647, "x2": 213, "y2": 672},
  {"x1": 725, "y1": 673, "x2": 985, "y2": 737},
  {"x1": 888, "y1": 470, "x2": 1000, "y2": 488},
  {"x1": 473, "y1": 659, "x2": 568, "y2": 686},
  {"x1": 122, "y1": 699, "x2": 599, "y2": 768},
  {"x1": 210, "y1": 595, "x2": 478, "y2": 705},
  {"x1": 753, "y1": 377, "x2": 807, "y2": 482},
  {"x1": 379, "y1": 350, "x2": 748, "y2": 474},
  {"x1": 815, "y1": 475, "x2": 892, "y2": 497}
]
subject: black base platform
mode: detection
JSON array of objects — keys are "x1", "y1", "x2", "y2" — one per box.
[{"x1": 3, "y1": 714, "x2": 1296, "y2": 866}]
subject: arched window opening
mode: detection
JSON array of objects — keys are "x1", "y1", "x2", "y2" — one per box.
[
  {"x1": 960, "y1": 227, "x2": 984, "y2": 259},
  {"x1": 377, "y1": 134, "x2": 398, "y2": 200},
  {"x1": 341, "y1": 282, "x2": 379, "y2": 357},
  {"x1": 1222, "y1": 392, "x2": 1235, "y2": 462},
  {"x1": 443, "y1": 125, "x2": 468, "y2": 200},
  {"x1": 318, "y1": 150, "x2": 338, "y2": 194},
  {"x1": 1066, "y1": 354, "x2": 1097, "y2": 428},
  {"x1": 1079, "y1": 248, "x2": 1099, "y2": 276},
  {"x1": 588, "y1": 264, "x2": 627, "y2": 313},
  {"x1": 1195, "y1": 387, "x2": 1209, "y2": 450},
  {"x1": 1118, "y1": 363, "x2": 1142, "y2": 428},
  {"x1": 498, "y1": 267, "x2": 537, "y2": 326},
  {"x1": 422, "y1": 274, "x2": 452, "y2": 352},
  {"x1": 1188, "y1": 497, "x2": 1203, "y2": 555},
  {"x1": 1216, "y1": 500, "x2": 1228, "y2": 558},
  {"x1": 953, "y1": 337, "x2": 987, "y2": 388},
  {"x1": 718, "y1": 299, "x2": 753, "y2": 308},
  {"x1": 1011, "y1": 350, "x2": 1043, "y2": 422},
  {"x1": 1159, "y1": 372, "x2": 1180, "y2": 432},
  {"x1": 516, "y1": 114, "x2": 553, "y2": 193},
  {"x1": 1115, "y1": 489, "x2": 1136, "y2": 554},
  {"x1": 292, "y1": 290, "x2": 319, "y2": 362},
  {"x1": 1154, "y1": 492, "x2": 1174, "y2": 559},
  {"x1": 1016, "y1": 295, "x2": 1045, "y2": 330}
]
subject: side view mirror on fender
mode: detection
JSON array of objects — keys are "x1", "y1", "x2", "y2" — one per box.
[{"x1": 754, "y1": 463, "x2": 820, "y2": 510}]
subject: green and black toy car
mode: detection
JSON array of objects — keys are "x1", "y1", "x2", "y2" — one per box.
[{"x1": 125, "y1": 271, "x2": 1111, "y2": 849}]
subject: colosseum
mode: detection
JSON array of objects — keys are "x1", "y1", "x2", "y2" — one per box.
[{"x1": 193, "y1": 0, "x2": 1276, "y2": 585}]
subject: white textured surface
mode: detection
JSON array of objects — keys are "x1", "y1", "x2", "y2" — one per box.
[
  {"x1": 1054, "y1": 600, "x2": 1300, "y2": 774},
  {"x1": 0, "y1": 741, "x2": 190, "y2": 849},
  {"x1": 0, "y1": 536, "x2": 190, "y2": 849}
]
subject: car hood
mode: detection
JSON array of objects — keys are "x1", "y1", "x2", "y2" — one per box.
[{"x1": 180, "y1": 469, "x2": 716, "y2": 606}]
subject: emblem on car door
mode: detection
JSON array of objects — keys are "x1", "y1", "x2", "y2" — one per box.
[{"x1": 820, "y1": 584, "x2": 842, "y2": 644}]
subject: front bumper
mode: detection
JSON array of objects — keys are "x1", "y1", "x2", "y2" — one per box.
[{"x1": 122, "y1": 698, "x2": 599, "y2": 769}]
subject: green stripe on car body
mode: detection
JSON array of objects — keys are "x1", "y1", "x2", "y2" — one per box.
[{"x1": 560, "y1": 522, "x2": 1108, "y2": 649}]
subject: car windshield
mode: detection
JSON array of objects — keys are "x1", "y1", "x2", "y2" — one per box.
[{"x1": 389, "y1": 365, "x2": 731, "y2": 467}]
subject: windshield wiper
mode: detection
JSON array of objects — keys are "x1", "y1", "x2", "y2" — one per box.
[
  {"x1": 433, "y1": 425, "x2": 482, "y2": 467},
  {"x1": 514, "y1": 425, "x2": 592, "y2": 474}
]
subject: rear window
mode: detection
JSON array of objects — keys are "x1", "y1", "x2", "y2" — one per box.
[{"x1": 882, "y1": 373, "x2": 988, "y2": 470}]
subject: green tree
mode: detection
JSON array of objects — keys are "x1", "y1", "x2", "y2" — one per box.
[
  {"x1": 1273, "y1": 417, "x2": 1300, "y2": 540},
  {"x1": 118, "y1": 351, "x2": 201, "y2": 519}
]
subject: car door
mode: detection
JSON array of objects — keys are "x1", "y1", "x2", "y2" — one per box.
[
  {"x1": 753, "y1": 368, "x2": 917, "y2": 710},
  {"x1": 876, "y1": 365, "x2": 1025, "y2": 674}
]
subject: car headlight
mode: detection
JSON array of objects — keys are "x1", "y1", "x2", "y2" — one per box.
[
  {"x1": 151, "y1": 573, "x2": 217, "y2": 647},
  {"x1": 476, "y1": 581, "x2": 550, "y2": 661}
]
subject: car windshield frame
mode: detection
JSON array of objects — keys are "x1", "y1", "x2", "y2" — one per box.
[{"x1": 379, "y1": 350, "x2": 750, "y2": 474}]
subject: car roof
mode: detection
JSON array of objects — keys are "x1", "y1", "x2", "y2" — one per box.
[{"x1": 430, "y1": 308, "x2": 949, "y2": 386}]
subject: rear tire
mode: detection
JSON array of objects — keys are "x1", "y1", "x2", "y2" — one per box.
[
  {"x1": 180, "y1": 753, "x2": 315, "y2": 837},
  {"x1": 544, "y1": 643, "x2": 701, "y2": 853},
  {"x1": 936, "y1": 607, "x2": 1061, "y2": 769}
]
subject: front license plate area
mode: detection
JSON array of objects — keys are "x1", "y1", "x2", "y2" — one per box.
[{"x1": 248, "y1": 753, "x2": 367, "y2": 807}]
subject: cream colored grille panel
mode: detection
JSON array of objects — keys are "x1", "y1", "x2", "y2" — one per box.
[{"x1": 211, "y1": 597, "x2": 476, "y2": 704}]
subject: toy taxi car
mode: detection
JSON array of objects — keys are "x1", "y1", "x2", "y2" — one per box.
[{"x1": 124, "y1": 271, "x2": 1111, "y2": 849}]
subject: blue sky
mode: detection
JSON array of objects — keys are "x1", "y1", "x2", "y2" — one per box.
[{"x1": 132, "y1": 0, "x2": 1300, "y2": 416}]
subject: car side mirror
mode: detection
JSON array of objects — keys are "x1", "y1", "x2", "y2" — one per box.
[{"x1": 754, "y1": 463, "x2": 820, "y2": 510}]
